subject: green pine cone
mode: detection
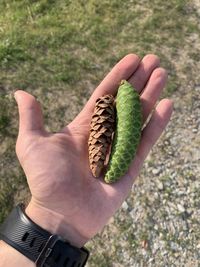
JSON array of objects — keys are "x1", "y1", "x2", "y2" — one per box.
[{"x1": 104, "y1": 80, "x2": 142, "y2": 183}]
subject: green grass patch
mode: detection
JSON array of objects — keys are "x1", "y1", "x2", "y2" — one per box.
[
  {"x1": 0, "y1": 96, "x2": 11, "y2": 135},
  {"x1": 0, "y1": 1, "x2": 199, "y2": 93}
]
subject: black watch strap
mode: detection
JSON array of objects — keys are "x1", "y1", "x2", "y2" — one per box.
[{"x1": 0, "y1": 204, "x2": 89, "y2": 267}]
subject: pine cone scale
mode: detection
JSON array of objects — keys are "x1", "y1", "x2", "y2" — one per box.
[{"x1": 88, "y1": 95, "x2": 115, "y2": 177}]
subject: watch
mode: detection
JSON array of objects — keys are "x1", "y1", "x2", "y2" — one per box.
[{"x1": 0, "y1": 204, "x2": 89, "y2": 267}]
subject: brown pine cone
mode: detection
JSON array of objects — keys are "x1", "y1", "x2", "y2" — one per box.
[{"x1": 88, "y1": 95, "x2": 115, "y2": 177}]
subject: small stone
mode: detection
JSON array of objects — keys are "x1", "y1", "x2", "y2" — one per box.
[
  {"x1": 161, "y1": 250, "x2": 168, "y2": 256},
  {"x1": 148, "y1": 258, "x2": 154, "y2": 263},
  {"x1": 195, "y1": 85, "x2": 200, "y2": 91},
  {"x1": 152, "y1": 168, "x2": 160, "y2": 175},
  {"x1": 154, "y1": 224, "x2": 158, "y2": 230},
  {"x1": 152, "y1": 242, "x2": 160, "y2": 253},
  {"x1": 170, "y1": 242, "x2": 179, "y2": 251},
  {"x1": 122, "y1": 201, "x2": 129, "y2": 211},
  {"x1": 157, "y1": 181, "x2": 164, "y2": 190},
  {"x1": 192, "y1": 128, "x2": 198, "y2": 133},
  {"x1": 177, "y1": 204, "x2": 185, "y2": 213}
]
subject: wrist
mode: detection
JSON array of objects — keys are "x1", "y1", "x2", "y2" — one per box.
[
  {"x1": 25, "y1": 200, "x2": 88, "y2": 248},
  {"x1": 0, "y1": 240, "x2": 35, "y2": 267},
  {"x1": 0, "y1": 204, "x2": 90, "y2": 266}
]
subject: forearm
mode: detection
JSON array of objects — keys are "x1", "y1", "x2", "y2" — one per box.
[{"x1": 0, "y1": 240, "x2": 35, "y2": 267}]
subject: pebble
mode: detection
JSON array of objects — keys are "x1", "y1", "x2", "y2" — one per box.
[
  {"x1": 122, "y1": 201, "x2": 129, "y2": 211},
  {"x1": 177, "y1": 204, "x2": 185, "y2": 213},
  {"x1": 170, "y1": 242, "x2": 179, "y2": 251},
  {"x1": 152, "y1": 168, "x2": 161, "y2": 175},
  {"x1": 148, "y1": 258, "x2": 154, "y2": 263},
  {"x1": 157, "y1": 181, "x2": 164, "y2": 190},
  {"x1": 154, "y1": 224, "x2": 158, "y2": 230}
]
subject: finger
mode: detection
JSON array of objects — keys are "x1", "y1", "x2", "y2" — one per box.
[
  {"x1": 70, "y1": 54, "x2": 140, "y2": 126},
  {"x1": 128, "y1": 54, "x2": 160, "y2": 93},
  {"x1": 69, "y1": 54, "x2": 159, "y2": 131},
  {"x1": 14, "y1": 90, "x2": 44, "y2": 134},
  {"x1": 85, "y1": 54, "x2": 140, "y2": 109},
  {"x1": 129, "y1": 99, "x2": 173, "y2": 178},
  {"x1": 140, "y1": 68, "x2": 168, "y2": 122}
]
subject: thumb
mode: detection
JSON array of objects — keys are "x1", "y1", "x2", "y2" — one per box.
[{"x1": 14, "y1": 90, "x2": 44, "y2": 134}]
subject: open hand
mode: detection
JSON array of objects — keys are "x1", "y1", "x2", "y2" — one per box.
[{"x1": 15, "y1": 54, "x2": 173, "y2": 247}]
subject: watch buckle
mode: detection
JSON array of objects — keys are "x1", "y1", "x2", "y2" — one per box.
[{"x1": 35, "y1": 234, "x2": 63, "y2": 267}]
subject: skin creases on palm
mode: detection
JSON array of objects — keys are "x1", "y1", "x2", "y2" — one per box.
[{"x1": 104, "y1": 80, "x2": 142, "y2": 183}]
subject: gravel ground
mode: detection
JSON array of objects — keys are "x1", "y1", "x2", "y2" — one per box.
[
  {"x1": 89, "y1": 85, "x2": 200, "y2": 267},
  {"x1": 87, "y1": 77, "x2": 200, "y2": 267},
  {"x1": 87, "y1": 2, "x2": 200, "y2": 265}
]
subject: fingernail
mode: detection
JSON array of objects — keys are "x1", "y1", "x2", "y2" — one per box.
[{"x1": 14, "y1": 90, "x2": 22, "y2": 102}]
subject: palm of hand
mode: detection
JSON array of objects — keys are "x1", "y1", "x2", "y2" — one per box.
[
  {"x1": 17, "y1": 124, "x2": 127, "y2": 241},
  {"x1": 15, "y1": 54, "x2": 173, "y2": 245}
]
